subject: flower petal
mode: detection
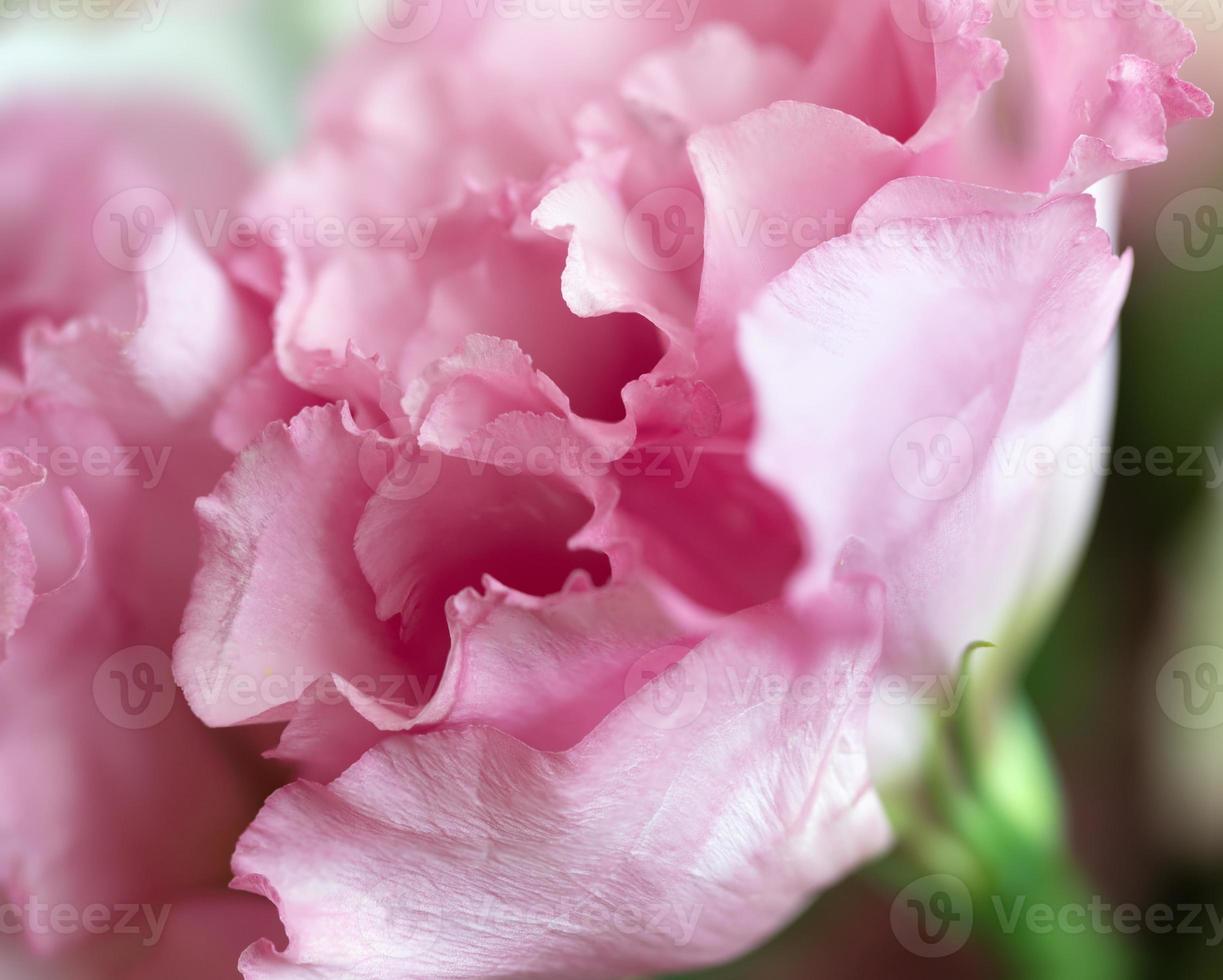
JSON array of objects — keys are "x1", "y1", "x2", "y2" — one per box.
[
  {"x1": 0, "y1": 577, "x2": 258, "y2": 956},
  {"x1": 928, "y1": 0, "x2": 1212, "y2": 192},
  {"x1": 806, "y1": 0, "x2": 1006, "y2": 150},
  {"x1": 0, "y1": 502, "x2": 35, "y2": 643},
  {"x1": 233, "y1": 599, "x2": 890, "y2": 979},
  {"x1": 174, "y1": 405, "x2": 405, "y2": 729},
  {"x1": 689, "y1": 101, "x2": 909, "y2": 338},
  {"x1": 740, "y1": 190, "x2": 1131, "y2": 670}
]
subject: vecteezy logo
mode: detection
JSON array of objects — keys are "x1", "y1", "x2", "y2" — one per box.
[
  {"x1": 645, "y1": 663, "x2": 691, "y2": 715},
  {"x1": 1158, "y1": 189, "x2": 1223, "y2": 272},
  {"x1": 1176, "y1": 664, "x2": 1223, "y2": 716},
  {"x1": 357, "y1": 0, "x2": 444, "y2": 43},
  {"x1": 644, "y1": 208, "x2": 694, "y2": 260},
  {"x1": 890, "y1": 874, "x2": 973, "y2": 958},
  {"x1": 1157, "y1": 646, "x2": 1223, "y2": 730},
  {"x1": 356, "y1": 420, "x2": 444, "y2": 501},
  {"x1": 889, "y1": 416, "x2": 975, "y2": 502},
  {"x1": 92, "y1": 187, "x2": 177, "y2": 273},
  {"x1": 909, "y1": 892, "x2": 959, "y2": 944},
  {"x1": 1175, "y1": 207, "x2": 1223, "y2": 259},
  {"x1": 93, "y1": 646, "x2": 177, "y2": 730},
  {"x1": 624, "y1": 644, "x2": 707, "y2": 730},
  {"x1": 889, "y1": 0, "x2": 968, "y2": 44},
  {"x1": 625, "y1": 187, "x2": 705, "y2": 273}
]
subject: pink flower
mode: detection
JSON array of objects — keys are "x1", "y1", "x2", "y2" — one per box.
[
  {"x1": 0, "y1": 101, "x2": 281, "y2": 977},
  {"x1": 164, "y1": 4, "x2": 1212, "y2": 977},
  {"x1": 2, "y1": 2, "x2": 1210, "y2": 978}
]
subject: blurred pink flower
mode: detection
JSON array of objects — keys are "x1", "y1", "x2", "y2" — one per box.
[{"x1": 0, "y1": 101, "x2": 281, "y2": 978}]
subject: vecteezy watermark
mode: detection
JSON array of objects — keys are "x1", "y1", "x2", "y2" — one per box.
[
  {"x1": 624, "y1": 645, "x2": 708, "y2": 731},
  {"x1": 185, "y1": 666, "x2": 442, "y2": 713},
  {"x1": 92, "y1": 646, "x2": 177, "y2": 730},
  {"x1": 892, "y1": 419, "x2": 1223, "y2": 502},
  {"x1": 2, "y1": 439, "x2": 172, "y2": 490},
  {"x1": 891, "y1": 875, "x2": 975, "y2": 958},
  {"x1": 460, "y1": 439, "x2": 704, "y2": 488},
  {"x1": 624, "y1": 648, "x2": 972, "y2": 732},
  {"x1": 991, "y1": 897, "x2": 1223, "y2": 946},
  {"x1": 644, "y1": 199, "x2": 990, "y2": 274},
  {"x1": 0, "y1": 0, "x2": 169, "y2": 30},
  {"x1": 728, "y1": 667, "x2": 972, "y2": 719},
  {"x1": 626, "y1": 196, "x2": 1038, "y2": 274},
  {"x1": 890, "y1": 0, "x2": 1188, "y2": 44},
  {"x1": 1158, "y1": 0, "x2": 1223, "y2": 33},
  {"x1": 625, "y1": 187, "x2": 706, "y2": 273},
  {"x1": 357, "y1": 0, "x2": 702, "y2": 43},
  {"x1": 893, "y1": 876, "x2": 1223, "y2": 958},
  {"x1": 0, "y1": 898, "x2": 171, "y2": 947},
  {"x1": 193, "y1": 208, "x2": 437, "y2": 258},
  {"x1": 990, "y1": 440, "x2": 1223, "y2": 489},
  {"x1": 889, "y1": 0, "x2": 977, "y2": 43},
  {"x1": 991, "y1": 0, "x2": 1151, "y2": 21},
  {"x1": 358, "y1": 430, "x2": 706, "y2": 501},
  {"x1": 93, "y1": 187, "x2": 178, "y2": 274},
  {"x1": 93, "y1": 188, "x2": 439, "y2": 273},
  {"x1": 357, "y1": 0, "x2": 445, "y2": 42},
  {"x1": 734, "y1": 208, "x2": 996, "y2": 260},
  {"x1": 1157, "y1": 646, "x2": 1223, "y2": 730},
  {"x1": 890, "y1": 417, "x2": 977, "y2": 502},
  {"x1": 1157, "y1": 189, "x2": 1223, "y2": 272},
  {"x1": 356, "y1": 421, "x2": 444, "y2": 501}
]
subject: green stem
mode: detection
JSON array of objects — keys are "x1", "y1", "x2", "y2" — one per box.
[{"x1": 880, "y1": 644, "x2": 1140, "y2": 978}]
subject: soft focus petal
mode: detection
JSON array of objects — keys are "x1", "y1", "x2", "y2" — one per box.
[
  {"x1": 620, "y1": 23, "x2": 803, "y2": 132},
  {"x1": 24, "y1": 231, "x2": 262, "y2": 442},
  {"x1": 233, "y1": 599, "x2": 890, "y2": 979},
  {"x1": 0, "y1": 569, "x2": 259, "y2": 956},
  {"x1": 123, "y1": 891, "x2": 287, "y2": 980},
  {"x1": 0, "y1": 100, "x2": 254, "y2": 345},
  {"x1": 926, "y1": 0, "x2": 1212, "y2": 191}
]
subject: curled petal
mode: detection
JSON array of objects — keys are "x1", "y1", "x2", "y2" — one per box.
[
  {"x1": 806, "y1": 0, "x2": 1006, "y2": 150},
  {"x1": 689, "y1": 102, "x2": 909, "y2": 339},
  {"x1": 620, "y1": 24, "x2": 804, "y2": 132},
  {"x1": 174, "y1": 405, "x2": 406, "y2": 731}
]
